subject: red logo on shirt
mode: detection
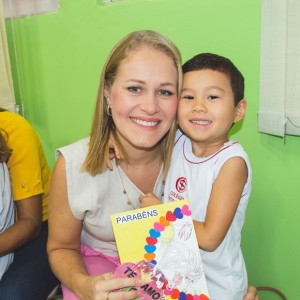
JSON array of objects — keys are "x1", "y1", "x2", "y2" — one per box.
[{"x1": 176, "y1": 177, "x2": 187, "y2": 193}]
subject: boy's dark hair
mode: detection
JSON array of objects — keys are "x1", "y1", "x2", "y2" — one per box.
[{"x1": 182, "y1": 53, "x2": 244, "y2": 105}]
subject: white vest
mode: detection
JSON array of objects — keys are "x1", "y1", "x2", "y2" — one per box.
[{"x1": 57, "y1": 138, "x2": 164, "y2": 257}]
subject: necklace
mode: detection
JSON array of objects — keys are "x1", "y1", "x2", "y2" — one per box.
[
  {"x1": 117, "y1": 165, "x2": 137, "y2": 210},
  {"x1": 116, "y1": 163, "x2": 165, "y2": 210}
]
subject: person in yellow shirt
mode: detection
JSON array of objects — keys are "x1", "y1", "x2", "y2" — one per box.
[
  {"x1": 0, "y1": 109, "x2": 59, "y2": 299},
  {"x1": 0, "y1": 129, "x2": 14, "y2": 281}
]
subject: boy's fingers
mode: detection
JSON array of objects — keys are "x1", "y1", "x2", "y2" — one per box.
[{"x1": 107, "y1": 159, "x2": 113, "y2": 171}]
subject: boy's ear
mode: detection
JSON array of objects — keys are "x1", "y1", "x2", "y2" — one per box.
[{"x1": 234, "y1": 99, "x2": 247, "y2": 123}]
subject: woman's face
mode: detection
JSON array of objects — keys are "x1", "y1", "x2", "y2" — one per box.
[{"x1": 105, "y1": 46, "x2": 178, "y2": 152}]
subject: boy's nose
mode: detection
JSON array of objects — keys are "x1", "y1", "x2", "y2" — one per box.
[{"x1": 193, "y1": 100, "x2": 207, "y2": 113}]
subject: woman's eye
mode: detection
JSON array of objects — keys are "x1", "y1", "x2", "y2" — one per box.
[
  {"x1": 182, "y1": 95, "x2": 194, "y2": 100},
  {"x1": 128, "y1": 86, "x2": 141, "y2": 93},
  {"x1": 158, "y1": 89, "x2": 174, "y2": 96}
]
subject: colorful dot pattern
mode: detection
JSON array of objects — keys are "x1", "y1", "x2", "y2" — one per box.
[{"x1": 144, "y1": 205, "x2": 209, "y2": 300}]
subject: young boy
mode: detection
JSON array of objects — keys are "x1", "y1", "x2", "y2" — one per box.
[{"x1": 140, "y1": 53, "x2": 252, "y2": 299}]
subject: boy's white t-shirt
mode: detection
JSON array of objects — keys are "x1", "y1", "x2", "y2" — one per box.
[{"x1": 163, "y1": 130, "x2": 252, "y2": 300}]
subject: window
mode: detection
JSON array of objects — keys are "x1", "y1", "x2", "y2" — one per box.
[
  {"x1": 0, "y1": 1, "x2": 15, "y2": 111},
  {"x1": 2, "y1": 0, "x2": 60, "y2": 19},
  {"x1": 1, "y1": 0, "x2": 60, "y2": 112},
  {"x1": 258, "y1": 0, "x2": 300, "y2": 137}
]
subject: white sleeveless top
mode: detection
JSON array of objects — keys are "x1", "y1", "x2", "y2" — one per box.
[
  {"x1": 163, "y1": 131, "x2": 252, "y2": 300},
  {"x1": 57, "y1": 138, "x2": 164, "y2": 257},
  {"x1": 0, "y1": 163, "x2": 14, "y2": 280}
]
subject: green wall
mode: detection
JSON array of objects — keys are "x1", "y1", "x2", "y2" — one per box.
[{"x1": 5, "y1": 0, "x2": 299, "y2": 299}]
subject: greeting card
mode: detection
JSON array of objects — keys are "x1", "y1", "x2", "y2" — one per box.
[{"x1": 110, "y1": 200, "x2": 210, "y2": 300}]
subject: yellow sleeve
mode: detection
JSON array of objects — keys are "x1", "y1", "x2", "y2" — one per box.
[{"x1": 1, "y1": 112, "x2": 51, "y2": 220}]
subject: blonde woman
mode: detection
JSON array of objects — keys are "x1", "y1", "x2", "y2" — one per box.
[{"x1": 47, "y1": 30, "x2": 182, "y2": 300}]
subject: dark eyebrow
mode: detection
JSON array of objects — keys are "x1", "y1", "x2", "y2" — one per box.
[
  {"x1": 181, "y1": 86, "x2": 225, "y2": 93},
  {"x1": 206, "y1": 85, "x2": 225, "y2": 92},
  {"x1": 180, "y1": 88, "x2": 190, "y2": 93}
]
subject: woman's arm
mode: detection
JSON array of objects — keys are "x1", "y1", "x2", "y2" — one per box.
[
  {"x1": 47, "y1": 155, "x2": 92, "y2": 297},
  {"x1": 0, "y1": 194, "x2": 42, "y2": 256},
  {"x1": 193, "y1": 157, "x2": 248, "y2": 251},
  {"x1": 47, "y1": 156, "x2": 140, "y2": 299}
]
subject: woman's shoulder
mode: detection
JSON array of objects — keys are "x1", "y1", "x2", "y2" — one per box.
[{"x1": 56, "y1": 137, "x2": 90, "y2": 162}]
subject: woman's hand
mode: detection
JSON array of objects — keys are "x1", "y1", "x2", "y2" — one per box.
[{"x1": 76, "y1": 273, "x2": 140, "y2": 300}]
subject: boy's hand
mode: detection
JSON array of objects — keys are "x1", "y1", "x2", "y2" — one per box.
[
  {"x1": 139, "y1": 193, "x2": 162, "y2": 208},
  {"x1": 106, "y1": 147, "x2": 118, "y2": 171},
  {"x1": 106, "y1": 136, "x2": 122, "y2": 171},
  {"x1": 243, "y1": 286, "x2": 259, "y2": 300}
]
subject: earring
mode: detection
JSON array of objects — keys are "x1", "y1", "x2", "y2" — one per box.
[{"x1": 106, "y1": 104, "x2": 112, "y2": 116}]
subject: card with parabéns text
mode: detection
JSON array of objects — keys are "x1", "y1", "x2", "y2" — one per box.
[{"x1": 110, "y1": 199, "x2": 210, "y2": 300}]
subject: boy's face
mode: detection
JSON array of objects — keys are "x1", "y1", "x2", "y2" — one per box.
[{"x1": 178, "y1": 69, "x2": 246, "y2": 153}]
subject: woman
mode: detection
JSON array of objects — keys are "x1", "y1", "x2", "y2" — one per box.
[{"x1": 47, "y1": 30, "x2": 182, "y2": 300}]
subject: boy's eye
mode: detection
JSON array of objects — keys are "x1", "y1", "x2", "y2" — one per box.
[
  {"x1": 182, "y1": 95, "x2": 194, "y2": 100},
  {"x1": 208, "y1": 95, "x2": 219, "y2": 100},
  {"x1": 128, "y1": 86, "x2": 141, "y2": 93},
  {"x1": 158, "y1": 89, "x2": 174, "y2": 96}
]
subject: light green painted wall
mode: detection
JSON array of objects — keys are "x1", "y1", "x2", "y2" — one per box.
[{"x1": 5, "y1": 0, "x2": 299, "y2": 299}]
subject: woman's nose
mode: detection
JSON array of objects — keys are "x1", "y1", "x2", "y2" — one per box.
[{"x1": 140, "y1": 93, "x2": 160, "y2": 114}]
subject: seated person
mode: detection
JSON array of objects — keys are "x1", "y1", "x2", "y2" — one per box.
[
  {"x1": 0, "y1": 109, "x2": 59, "y2": 300},
  {"x1": 0, "y1": 129, "x2": 14, "y2": 280}
]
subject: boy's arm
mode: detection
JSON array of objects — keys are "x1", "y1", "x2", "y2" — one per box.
[
  {"x1": 139, "y1": 193, "x2": 162, "y2": 208},
  {"x1": 193, "y1": 156, "x2": 248, "y2": 251}
]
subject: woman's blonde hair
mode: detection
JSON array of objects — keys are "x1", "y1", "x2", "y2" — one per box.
[{"x1": 81, "y1": 30, "x2": 182, "y2": 180}]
